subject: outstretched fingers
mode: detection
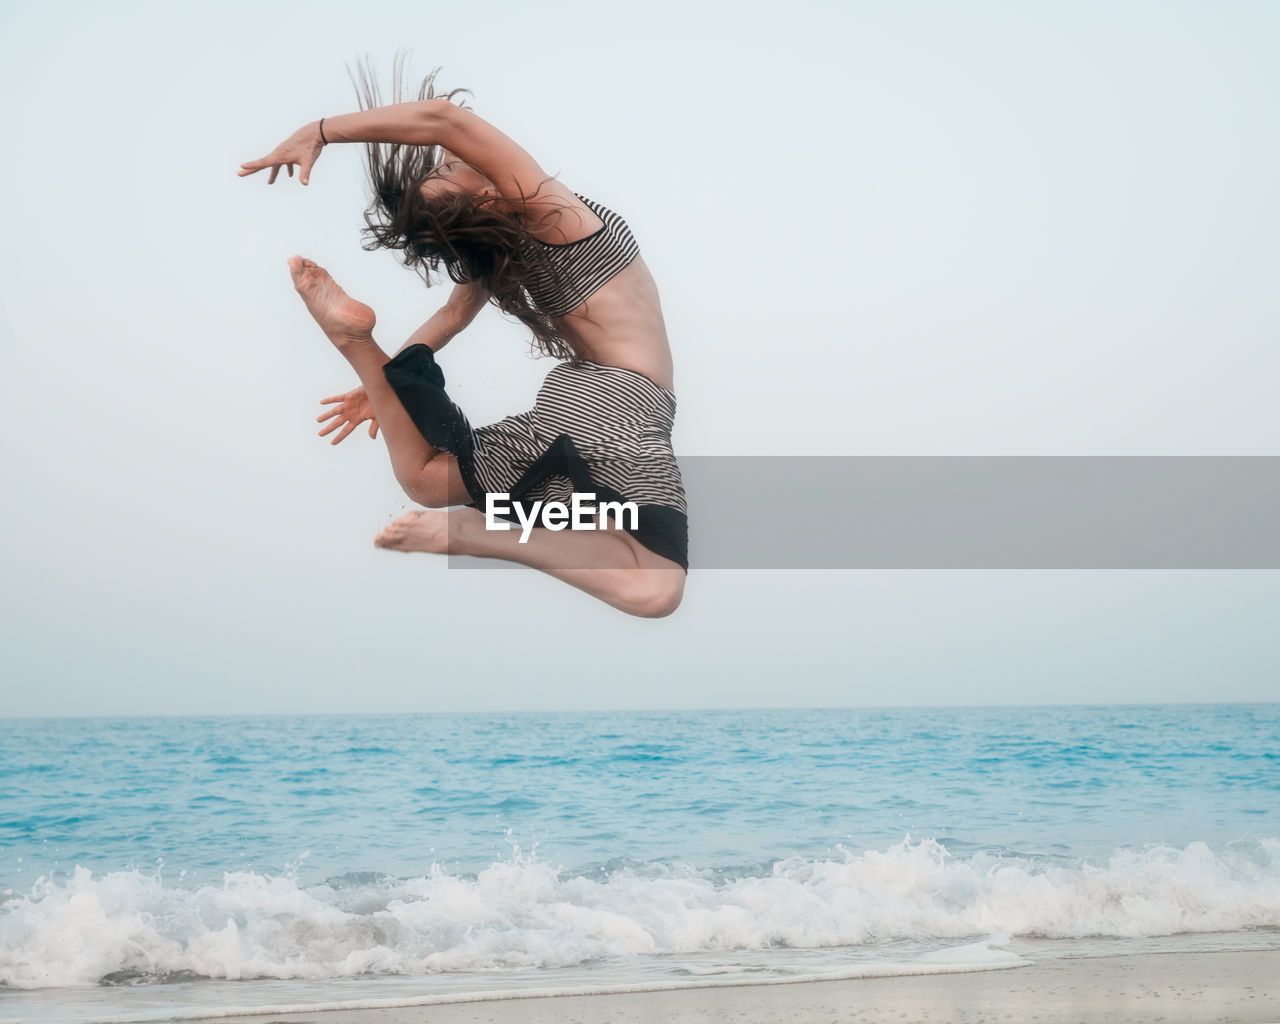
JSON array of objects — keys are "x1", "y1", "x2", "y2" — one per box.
[
  {"x1": 239, "y1": 158, "x2": 315, "y2": 184},
  {"x1": 316, "y1": 392, "x2": 376, "y2": 445},
  {"x1": 318, "y1": 413, "x2": 377, "y2": 444},
  {"x1": 237, "y1": 156, "x2": 273, "y2": 177},
  {"x1": 237, "y1": 159, "x2": 300, "y2": 185}
]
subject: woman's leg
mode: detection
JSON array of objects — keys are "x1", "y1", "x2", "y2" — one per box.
[
  {"x1": 374, "y1": 508, "x2": 686, "y2": 618},
  {"x1": 288, "y1": 258, "x2": 683, "y2": 617},
  {"x1": 289, "y1": 257, "x2": 470, "y2": 506}
]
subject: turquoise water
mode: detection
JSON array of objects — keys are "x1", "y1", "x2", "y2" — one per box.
[{"x1": 1, "y1": 705, "x2": 1278, "y2": 1020}]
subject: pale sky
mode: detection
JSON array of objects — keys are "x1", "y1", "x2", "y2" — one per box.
[{"x1": 1, "y1": 0, "x2": 1277, "y2": 716}]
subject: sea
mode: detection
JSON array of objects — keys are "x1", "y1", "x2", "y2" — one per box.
[{"x1": 1, "y1": 704, "x2": 1278, "y2": 1023}]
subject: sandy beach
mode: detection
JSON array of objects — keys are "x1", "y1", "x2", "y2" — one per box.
[{"x1": 165, "y1": 950, "x2": 1280, "y2": 1024}]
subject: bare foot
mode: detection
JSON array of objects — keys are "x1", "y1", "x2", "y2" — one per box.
[
  {"x1": 374, "y1": 509, "x2": 467, "y2": 555},
  {"x1": 287, "y1": 256, "x2": 377, "y2": 346}
]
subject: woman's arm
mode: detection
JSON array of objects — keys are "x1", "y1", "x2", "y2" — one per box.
[
  {"x1": 396, "y1": 280, "x2": 488, "y2": 354},
  {"x1": 239, "y1": 101, "x2": 579, "y2": 219},
  {"x1": 317, "y1": 281, "x2": 488, "y2": 446},
  {"x1": 239, "y1": 101, "x2": 452, "y2": 185},
  {"x1": 239, "y1": 100, "x2": 541, "y2": 189}
]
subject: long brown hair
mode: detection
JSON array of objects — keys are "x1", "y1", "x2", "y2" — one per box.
[{"x1": 352, "y1": 59, "x2": 576, "y2": 360}]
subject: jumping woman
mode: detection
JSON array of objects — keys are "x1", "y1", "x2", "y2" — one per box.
[{"x1": 239, "y1": 72, "x2": 687, "y2": 617}]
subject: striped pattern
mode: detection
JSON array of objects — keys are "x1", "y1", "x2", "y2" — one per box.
[
  {"x1": 471, "y1": 360, "x2": 686, "y2": 515},
  {"x1": 523, "y1": 195, "x2": 640, "y2": 316}
]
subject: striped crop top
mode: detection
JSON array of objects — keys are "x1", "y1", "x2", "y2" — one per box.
[{"x1": 523, "y1": 195, "x2": 640, "y2": 317}]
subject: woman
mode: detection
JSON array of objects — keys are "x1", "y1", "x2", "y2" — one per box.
[{"x1": 239, "y1": 72, "x2": 687, "y2": 617}]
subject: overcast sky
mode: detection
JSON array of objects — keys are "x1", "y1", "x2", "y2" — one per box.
[{"x1": 1, "y1": 0, "x2": 1277, "y2": 717}]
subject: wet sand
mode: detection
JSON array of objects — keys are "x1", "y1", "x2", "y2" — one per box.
[{"x1": 176, "y1": 949, "x2": 1280, "y2": 1024}]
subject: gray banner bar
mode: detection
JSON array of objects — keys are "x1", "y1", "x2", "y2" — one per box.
[
  {"x1": 689, "y1": 456, "x2": 1280, "y2": 568},
  {"x1": 452, "y1": 457, "x2": 1280, "y2": 569}
]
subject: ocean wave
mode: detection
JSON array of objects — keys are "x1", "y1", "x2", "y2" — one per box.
[{"x1": 2, "y1": 836, "x2": 1278, "y2": 989}]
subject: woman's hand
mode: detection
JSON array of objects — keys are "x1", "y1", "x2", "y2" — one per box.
[
  {"x1": 239, "y1": 121, "x2": 326, "y2": 185},
  {"x1": 317, "y1": 386, "x2": 378, "y2": 445}
]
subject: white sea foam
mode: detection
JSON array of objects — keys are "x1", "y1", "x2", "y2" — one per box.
[{"x1": 2, "y1": 836, "x2": 1278, "y2": 990}]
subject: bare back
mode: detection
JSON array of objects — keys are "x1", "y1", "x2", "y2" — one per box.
[
  {"x1": 555, "y1": 254, "x2": 674, "y2": 392},
  {"x1": 428, "y1": 105, "x2": 675, "y2": 392},
  {"x1": 516, "y1": 191, "x2": 674, "y2": 392}
]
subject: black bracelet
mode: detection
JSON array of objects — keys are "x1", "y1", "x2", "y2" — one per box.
[{"x1": 318, "y1": 118, "x2": 329, "y2": 145}]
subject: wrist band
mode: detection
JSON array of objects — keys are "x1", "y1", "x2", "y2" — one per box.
[{"x1": 318, "y1": 118, "x2": 329, "y2": 145}]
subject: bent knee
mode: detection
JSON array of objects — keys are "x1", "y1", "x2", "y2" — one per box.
[
  {"x1": 398, "y1": 455, "x2": 464, "y2": 508},
  {"x1": 400, "y1": 477, "x2": 451, "y2": 508},
  {"x1": 625, "y1": 569, "x2": 685, "y2": 619}
]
